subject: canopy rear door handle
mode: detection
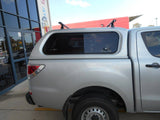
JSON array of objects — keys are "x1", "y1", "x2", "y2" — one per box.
[{"x1": 146, "y1": 63, "x2": 160, "y2": 68}]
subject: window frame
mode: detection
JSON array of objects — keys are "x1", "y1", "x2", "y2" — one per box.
[
  {"x1": 0, "y1": 0, "x2": 17, "y2": 15},
  {"x1": 27, "y1": 0, "x2": 38, "y2": 21},
  {"x1": 31, "y1": 21, "x2": 40, "y2": 32},
  {"x1": 3, "y1": 13, "x2": 19, "y2": 29},
  {"x1": 16, "y1": 0, "x2": 29, "y2": 18},
  {"x1": 19, "y1": 18, "x2": 30, "y2": 30},
  {"x1": 43, "y1": 31, "x2": 120, "y2": 55}
]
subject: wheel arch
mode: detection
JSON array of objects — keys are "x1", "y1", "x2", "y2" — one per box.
[{"x1": 63, "y1": 86, "x2": 127, "y2": 113}]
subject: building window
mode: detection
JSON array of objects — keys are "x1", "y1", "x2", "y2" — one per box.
[
  {"x1": 31, "y1": 21, "x2": 40, "y2": 32},
  {"x1": 16, "y1": 0, "x2": 28, "y2": 18},
  {"x1": 15, "y1": 61, "x2": 27, "y2": 80},
  {"x1": 3, "y1": 13, "x2": 19, "y2": 28},
  {"x1": 9, "y1": 31, "x2": 25, "y2": 59},
  {"x1": 0, "y1": 27, "x2": 14, "y2": 91},
  {"x1": 43, "y1": 32, "x2": 119, "y2": 55},
  {"x1": 0, "y1": 1, "x2": 2, "y2": 9},
  {"x1": 19, "y1": 18, "x2": 30, "y2": 30},
  {"x1": 0, "y1": 12, "x2": 2, "y2": 26},
  {"x1": 24, "y1": 33, "x2": 34, "y2": 57},
  {"x1": 141, "y1": 31, "x2": 160, "y2": 57},
  {"x1": 27, "y1": 0, "x2": 38, "y2": 21},
  {"x1": 1, "y1": 0, "x2": 17, "y2": 14},
  {"x1": 33, "y1": 32, "x2": 41, "y2": 43},
  {"x1": 0, "y1": 27, "x2": 5, "y2": 52}
]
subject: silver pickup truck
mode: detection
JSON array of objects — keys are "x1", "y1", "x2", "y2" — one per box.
[{"x1": 26, "y1": 26, "x2": 160, "y2": 120}]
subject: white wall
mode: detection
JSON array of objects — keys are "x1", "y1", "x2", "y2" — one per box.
[{"x1": 129, "y1": 14, "x2": 159, "y2": 28}]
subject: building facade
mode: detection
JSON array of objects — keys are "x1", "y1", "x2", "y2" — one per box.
[
  {"x1": 53, "y1": 17, "x2": 129, "y2": 29},
  {"x1": 52, "y1": 16, "x2": 142, "y2": 30},
  {"x1": 0, "y1": 0, "x2": 51, "y2": 94}
]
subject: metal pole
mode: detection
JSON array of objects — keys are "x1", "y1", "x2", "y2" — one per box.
[{"x1": 155, "y1": 18, "x2": 158, "y2": 26}]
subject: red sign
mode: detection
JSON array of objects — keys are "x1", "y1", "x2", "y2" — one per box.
[{"x1": 53, "y1": 17, "x2": 129, "y2": 29}]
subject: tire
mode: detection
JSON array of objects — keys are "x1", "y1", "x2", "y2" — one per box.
[{"x1": 72, "y1": 96, "x2": 119, "y2": 120}]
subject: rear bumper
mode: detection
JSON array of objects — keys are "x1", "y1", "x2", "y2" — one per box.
[{"x1": 25, "y1": 92, "x2": 35, "y2": 105}]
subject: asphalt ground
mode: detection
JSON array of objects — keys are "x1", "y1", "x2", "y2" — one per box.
[{"x1": 0, "y1": 80, "x2": 160, "y2": 120}]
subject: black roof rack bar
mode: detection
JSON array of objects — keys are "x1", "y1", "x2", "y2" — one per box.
[
  {"x1": 58, "y1": 22, "x2": 70, "y2": 29},
  {"x1": 106, "y1": 19, "x2": 116, "y2": 28}
]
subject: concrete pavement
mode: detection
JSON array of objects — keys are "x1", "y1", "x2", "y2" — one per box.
[
  {"x1": 0, "y1": 80, "x2": 63, "y2": 120},
  {"x1": 0, "y1": 80, "x2": 160, "y2": 120}
]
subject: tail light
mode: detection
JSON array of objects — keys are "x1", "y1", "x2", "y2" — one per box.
[{"x1": 27, "y1": 65, "x2": 45, "y2": 79}]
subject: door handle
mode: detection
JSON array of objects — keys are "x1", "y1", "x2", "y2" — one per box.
[{"x1": 146, "y1": 63, "x2": 160, "y2": 68}]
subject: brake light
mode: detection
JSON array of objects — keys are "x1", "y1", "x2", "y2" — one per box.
[
  {"x1": 27, "y1": 65, "x2": 45, "y2": 79},
  {"x1": 28, "y1": 66, "x2": 40, "y2": 75}
]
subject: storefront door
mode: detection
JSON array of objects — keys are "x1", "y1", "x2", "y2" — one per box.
[
  {"x1": 0, "y1": 28, "x2": 14, "y2": 92},
  {"x1": 7, "y1": 29, "x2": 35, "y2": 84}
]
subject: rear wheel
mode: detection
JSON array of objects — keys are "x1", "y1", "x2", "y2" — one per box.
[{"x1": 72, "y1": 96, "x2": 119, "y2": 120}]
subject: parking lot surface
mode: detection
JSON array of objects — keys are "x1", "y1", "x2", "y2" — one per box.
[{"x1": 0, "y1": 80, "x2": 160, "y2": 120}]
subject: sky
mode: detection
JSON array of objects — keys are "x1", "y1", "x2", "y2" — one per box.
[{"x1": 49, "y1": 0, "x2": 160, "y2": 28}]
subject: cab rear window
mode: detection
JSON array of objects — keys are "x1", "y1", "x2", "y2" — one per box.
[{"x1": 43, "y1": 32, "x2": 119, "y2": 55}]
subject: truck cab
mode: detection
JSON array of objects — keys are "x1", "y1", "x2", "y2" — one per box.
[{"x1": 129, "y1": 27, "x2": 160, "y2": 112}]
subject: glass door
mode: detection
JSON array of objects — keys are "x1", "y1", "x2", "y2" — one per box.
[
  {"x1": 7, "y1": 29, "x2": 35, "y2": 84},
  {"x1": 23, "y1": 32, "x2": 35, "y2": 59}
]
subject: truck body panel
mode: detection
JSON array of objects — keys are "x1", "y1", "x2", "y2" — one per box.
[
  {"x1": 136, "y1": 28, "x2": 160, "y2": 112},
  {"x1": 27, "y1": 27, "x2": 160, "y2": 114},
  {"x1": 29, "y1": 59, "x2": 134, "y2": 112}
]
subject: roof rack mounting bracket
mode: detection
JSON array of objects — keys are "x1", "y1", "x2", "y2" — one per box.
[
  {"x1": 58, "y1": 22, "x2": 70, "y2": 29},
  {"x1": 106, "y1": 19, "x2": 116, "y2": 28}
]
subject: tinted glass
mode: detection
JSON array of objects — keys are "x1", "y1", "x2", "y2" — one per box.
[
  {"x1": 15, "y1": 60, "x2": 26, "y2": 80},
  {"x1": 142, "y1": 31, "x2": 160, "y2": 57},
  {"x1": 0, "y1": 27, "x2": 4, "y2": 37},
  {"x1": 0, "y1": 0, "x2": 1, "y2": 9},
  {"x1": 9, "y1": 32, "x2": 25, "y2": 59},
  {"x1": 28, "y1": 0, "x2": 38, "y2": 21},
  {"x1": 0, "y1": 27, "x2": 14, "y2": 91},
  {"x1": 84, "y1": 33, "x2": 119, "y2": 53},
  {"x1": 31, "y1": 21, "x2": 40, "y2": 31},
  {"x1": 43, "y1": 32, "x2": 119, "y2": 55},
  {"x1": 17, "y1": 0, "x2": 28, "y2": 18},
  {"x1": 1, "y1": 0, "x2": 17, "y2": 14},
  {"x1": 3, "y1": 13, "x2": 19, "y2": 28},
  {"x1": 0, "y1": 27, "x2": 5, "y2": 55},
  {"x1": 20, "y1": 18, "x2": 30, "y2": 30},
  {"x1": 24, "y1": 33, "x2": 33, "y2": 57},
  {"x1": 0, "y1": 12, "x2": 3, "y2": 26},
  {"x1": 33, "y1": 32, "x2": 41, "y2": 43}
]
